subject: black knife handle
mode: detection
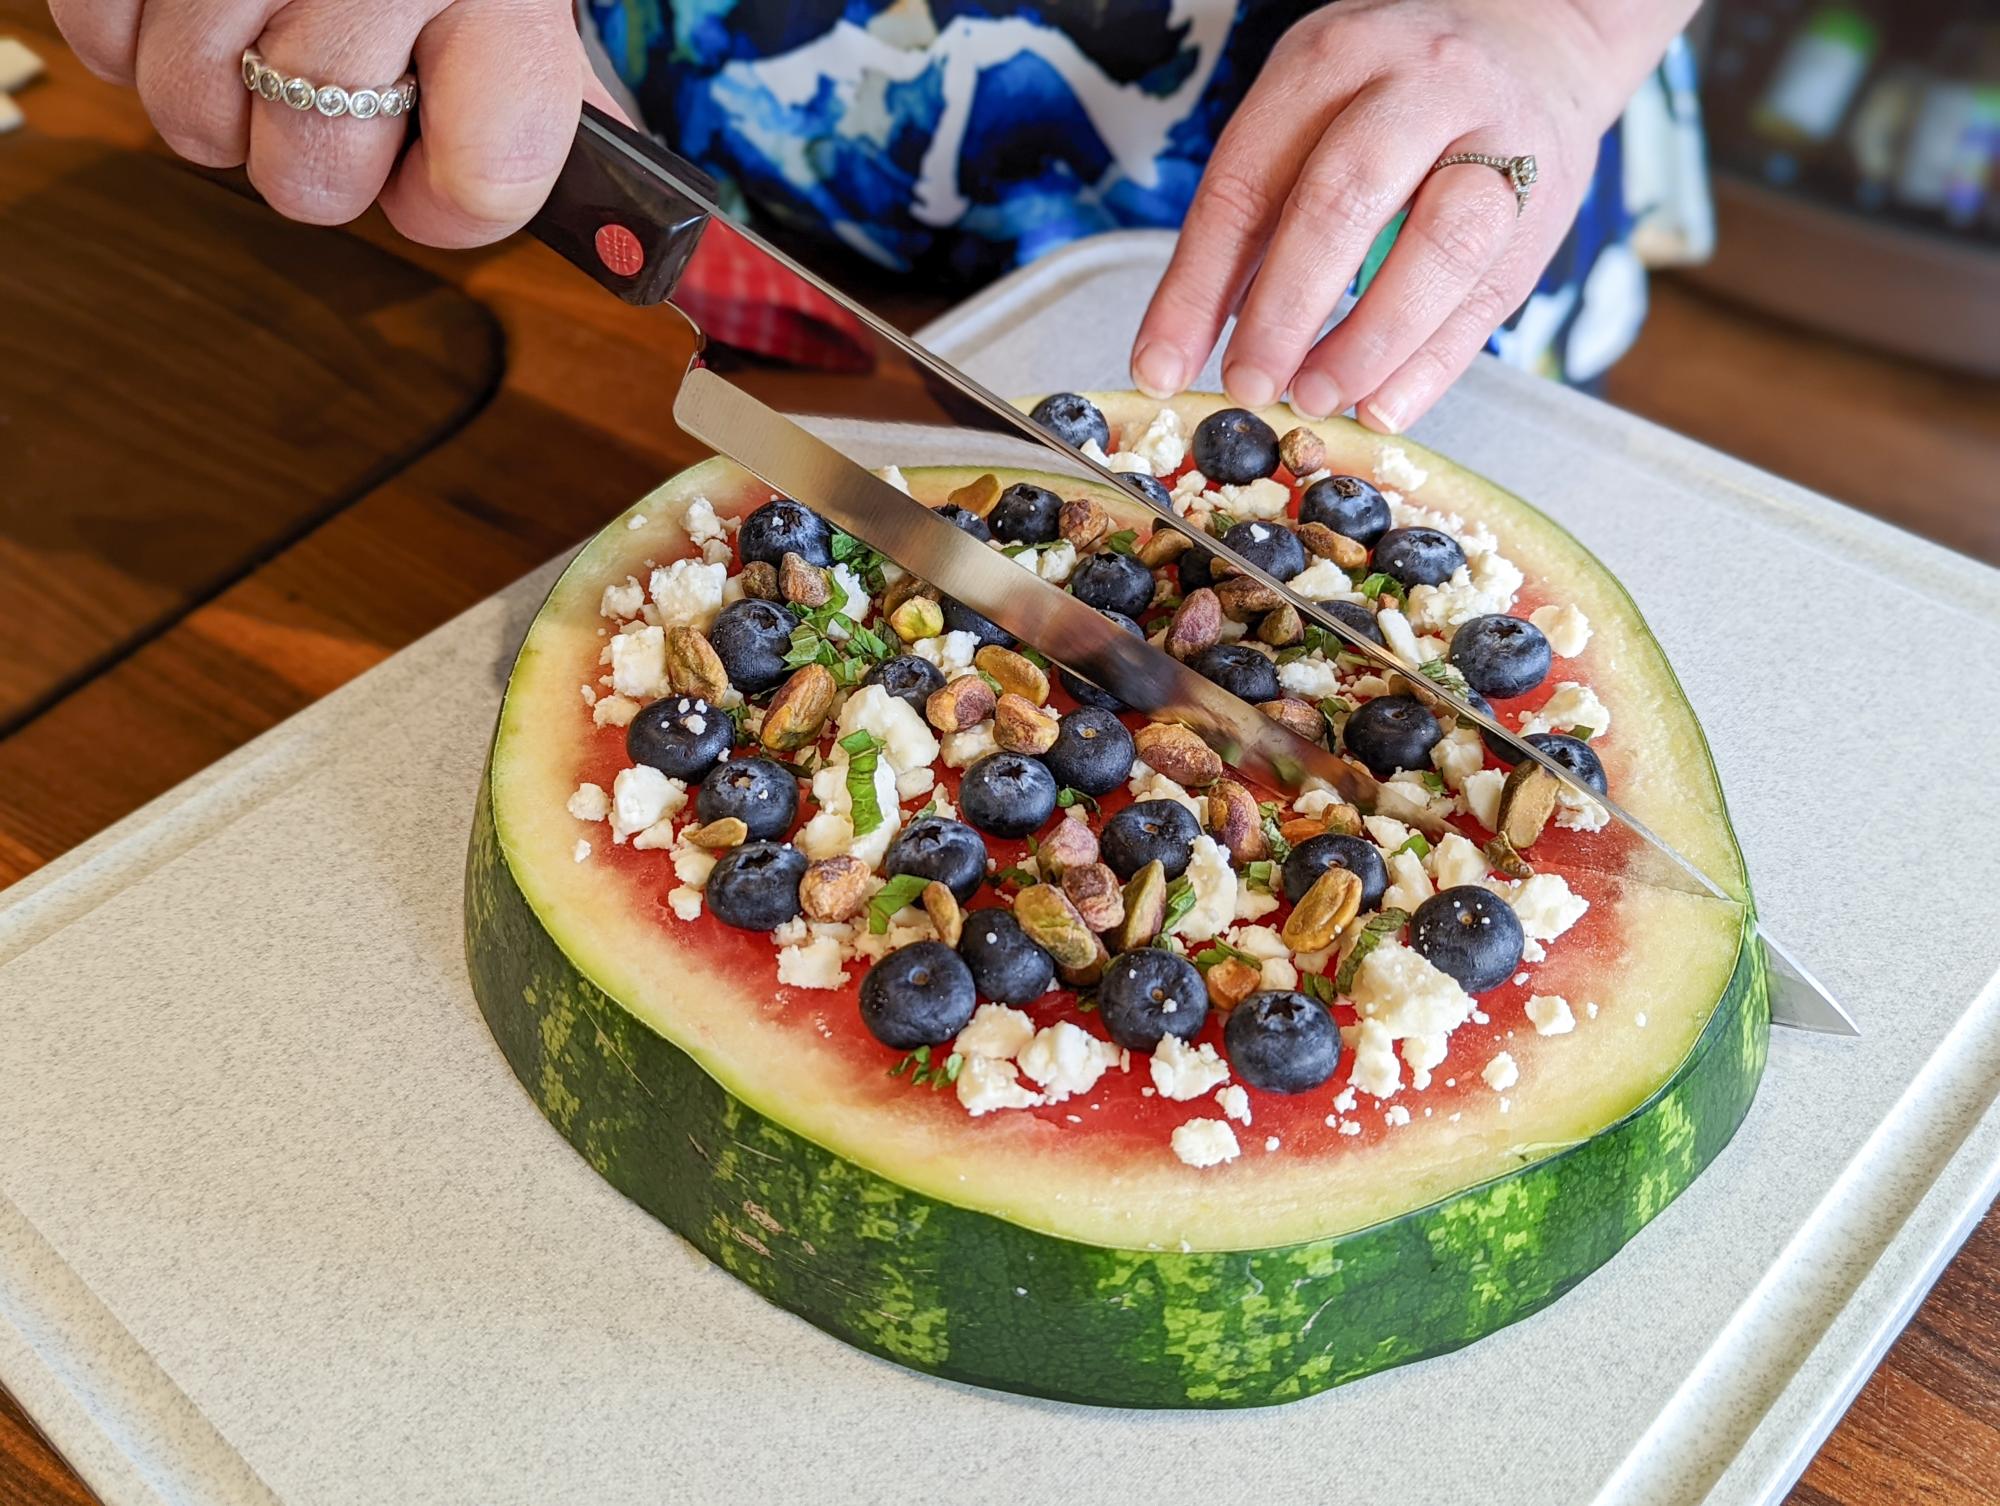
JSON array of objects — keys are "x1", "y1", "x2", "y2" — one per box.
[{"x1": 528, "y1": 103, "x2": 717, "y2": 307}]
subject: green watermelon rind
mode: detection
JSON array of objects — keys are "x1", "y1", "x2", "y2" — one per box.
[{"x1": 466, "y1": 775, "x2": 1767, "y2": 1408}]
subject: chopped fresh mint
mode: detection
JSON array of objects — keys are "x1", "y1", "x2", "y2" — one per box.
[
  {"x1": 1354, "y1": 571, "x2": 1406, "y2": 604},
  {"x1": 867, "y1": 873, "x2": 932, "y2": 934},
  {"x1": 1016, "y1": 645, "x2": 1053, "y2": 670},
  {"x1": 1161, "y1": 875, "x2": 1197, "y2": 933},
  {"x1": 1103, "y1": 529, "x2": 1139, "y2": 556},
  {"x1": 912, "y1": 794, "x2": 940, "y2": 821},
  {"x1": 1416, "y1": 658, "x2": 1471, "y2": 698},
  {"x1": 1206, "y1": 510, "x2": 1241, "y2": 536},
  {"x1": 976, "y1": 668, "x2": 1005, "y2": 694},
  {"x1": 1318, "y1": 697, "x2": 1352, "y2": 740},
  {"x1": 1393, "y1": 832, "x2": 1432, "y2": 860},
  {"x1": 1258, "y1": 802, "x2": 1293, "y2": 864},
  {"x1": 1056, "y1": 786, "x2": 1100, "y2": 815},
  {"x1": 1301, "y1": 971, "x2": 1340, "y2": 1005},
  {"x1": 1243, "y1": 859, "x2": 1277, "y2": 893},
  {"x1": 1417, "y1": 770, "x2": 1447, "y2": 795},
  {"x1": 841, "y1": 730, "x2": 888, "y2": 837},
  {"x1": 1564, "y1": 725, "x2": 1597, "y2": 741},
  {"x1": 887, "y1": 1044, "x2": 963, "y2": 1090},
  {"x1": 1192, "y1": 941, "x2": 1262, "y2": 972},
  {"x1": 987, "y1": 865, "x2": 1037, "y2": 891},
  {"x1": 1335, "y1": 907, "x2": 1411, "y2": 992},
  {"x1": 830, "y1": 530, "x2": 891, "y2": 594}
]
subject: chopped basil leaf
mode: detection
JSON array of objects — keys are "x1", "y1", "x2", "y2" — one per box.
[
  {"x1": 1301, "y1": 971, "x2": 1339, "y2": 1005},
  {"x1": 867, "y1": 873, "x2": 932, "y2": 934},
  {"x1": 1417, "y1": 771, "x2": 1447, "y2": 794},
  {"x1": 1016, "y1": 645, "x2": 1053, "y2": 670},
  {"x1": 976, "y1": 668, "x2": 1005, "y2": 694},
  {"x1": 987, "y1": 865, "x2": 1036, "y2": 891},
  {"x1": 1335, "y1": 907, "x2": 1411, "y2": 992},
  {"x1": 1243, "y1": 859, "x2": 1276, "y2": 893},
  {"x1": 1564, "y1": 724, "x2": 1597, "y2": 741},
  {"x1": 1192, "y1": 940, "x2": 1261, "y2": 972},
  {"x1": 842, "y1": 730, "x2": 889, "y2": 837},
  {"x1": 1416, "y1": 658, "x2": 1471, "y2": 698},
  {"x1": 1160, "y1": 875, "x2": 1197, "y2": 933},
  {"x1": 1354, "y1": 571, "x2": 1406, "y2": 604},
  {"x1": 1055, "y1": 786, "x2": 1100, "y2": 815},
  {"x1": 1258, "y1": 802, "x2": 1293, "y2": 864},
  {"x1": 1393, "y1": 832, "x2": 1432, "y2": 859},
  {"x1": 1103, "y1": 529, "x2": 1139, "y2": 556}
]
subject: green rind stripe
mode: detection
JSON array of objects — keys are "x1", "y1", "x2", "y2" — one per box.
[{"x1": 466, "y1": 773, "x2": 1769, "y2": 1409}]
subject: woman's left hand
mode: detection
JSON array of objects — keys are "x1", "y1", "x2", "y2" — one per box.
[{"x1": 1130, "y1": 0, "x2": 1690, "y2": 432}]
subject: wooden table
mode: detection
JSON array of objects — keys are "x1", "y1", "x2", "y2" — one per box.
[{"x1": 2, "y1": 8, "x2": 1996, "y2": 1502}]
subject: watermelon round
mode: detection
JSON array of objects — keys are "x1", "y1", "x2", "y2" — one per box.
[{"x1": 465, "y1": 393, "x2": 1766, "y2": 1408}]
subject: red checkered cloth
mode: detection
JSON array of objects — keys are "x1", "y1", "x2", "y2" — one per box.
[{"x1": 677, "y1": 218, "x2": 873, "y2": 373}]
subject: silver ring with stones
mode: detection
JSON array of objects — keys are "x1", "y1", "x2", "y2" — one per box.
[
  {"x1": 1431, "y1": 152, "x2": 1537, "y2": 217},
  {"x1": 240, "y1": 48, "x2": 417, "y2": 121}
]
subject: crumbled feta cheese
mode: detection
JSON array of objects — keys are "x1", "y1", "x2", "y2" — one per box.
[
  {"x1": 1431, "y1": 726, "x2": 1487, "y2": 791},
  {"x1": 567, "y1": 783, "x2": 610, "y2": 823},
  {"x1": 1384, "y1": 1104, "x2": 1412, "y2": 1127},
  {"x1": 1277, "y1": 655, "x2": 1344, "y2": 700},
  {"x1": 798, "y1": 756, "x2": 902, "y2": 870},
  {"x1": 1482, "y1": 1052, "x2": 1519, "y2": 1092},
  {"x1": 1150, "y1": 1034, "x2": 1231, "y2": 1100},
  {"x1": 608, "y1": 625, "x2": 668, "y2": 700},
  {"x1": 1259, "y1": 957, "x2": 1298, "y2": 991},
  {"x1": 1171, "y1": 1118, "x2": 1241, "y2": 1168},
  {"x1": 1526, "y1": 994, "x2": 1576, "y2": 1035},
  {"x1": 1035, "y1": 540, "x2": 1079, "y2": 583},
  {"x1": 1382, "y1": 850, "x2": 1435, "y2": 913},
  {"x1": 665, "y1": 886, "x2": 703, "y2": 921},
  {"x1": 1428, "y1": 832, "x2": 1489, "y2": 890},
  {"x1": 897, "y1": 766, "x2": 936, "y2": 802},
  {"x1": 1171, "y1": 836, "x2": 1237, "y2": 944},
  {"x1": 1122, "y1": 406, "x2": 1188, "y2": 475},
  {"x1": 1018, "y1": 1022, "x2": 1121, "y2": 1102},
  {"x1": 1461, "y1": 768, "x2": 1506, "y2": 831},
  {"x1": 1234, "y1": 886, "x2": 1281, "y2": 921},
  {"x1": 1351, "y1": 942, "x2": 1475, "y2": 1039},
  {"x1": 1168, "y1": 468, "x2": 1209, "y2": 515},
  {"x1": 682, "y1": 497, "x2": 728, "y2": 547},
  {"x1": 1401, "y1": 1032, "x2": 1448, "y2": 1090},
  {"x1": 1378, "y1": 607, "x2": 1428, "y2": 665},
  {"x1": 837, "y1": 684, "x2": 941, "y2": 774},
  {"x1": 1554, "y1": 780, "x2": 1612, "y2": 830},
  {"x1": 1285, "y1": 558, "x2": 1356, "y2": 601},
  {"x1": 824, "y1": 564, "x2": 872, "y2": 632},
  {"x1": 771, "y1": 918, "x2": 808, "y2": 947},
  {"x1": 1467, "y1": 548, "x2": 1524, "y2": 602},
  {"x1": 1332, "y1": 1085, "x2": 1357, "y2": 1114},
  {"x1": 955, "y1": 1003, "x2": 1037, "y2": 1061},
  {"x1": 1294, "y1": 789, "x2": 1341, "y2": 819},
  {"x1": 626, "y1": 514, "x2": 647, "y2": 530},
  {"x1": 776, "y1": 938, "x2": 848, "y2": 991},
  {"x1": 1376, "y1": 446, "x2": 1428, "y2": 493},
  {"x1": 876, "y1": 465, "x2": 912, "y2": 495},
  {"x1": 1228, "y1": 925, "x2": 1290, "y2": 961},
  {"x1": 1519, "y1": 682, "x2": 1611, "y2": 739},
  {"x1": 592, "y1": 695, "x2": 640, "y2": 729},
  {"x1": 611, "y1": 765, "x2": 687, "y2": 841},
  {"x1": 957, "y1": 1056, "x2": 1044, "y2": 1116},
  {"x1": 1216, "y1": 478, "x2": 1291, "y2": 519},
  {"x1": 912, "y1": 631, "x2": 978, "y2": 679},
  {"x1": 1103, "y1": 449, "x2": 1153, "y2": 475},
  {"x1": 1530, "y1": 604, "x2": 1592, "y2": 658},
  {"x1": 671, "y1": 842, "x2": 717, "y2": 890},
  {"x1": 940, "y1": 721, "x2": 999, "y2": 770},
  {"x1": 1362, "y1": 815, "x2": 1413, "y2": 852},
  {"x1": 1265, "y1": 1135, "x2": 1281, "y2": 1152},
  {"x1": 1494, "y1": 873, "x2": 1589, "y2": 947},
  {"x1": 648, "y1": 558, "x2": 727, "y2": 631},
  {"x1": 1127, "y1": 766, "x2": 1206, "y2": 820},
  {"x1": 572, "y1": 838, "x2": 591, "y2": 863},
  {"x1": 1348, "y1": 1018, "x2": 1402, "y2": 1099},
  {"x1": 1216, "y1": 1084, "x2": 1252, "y2": 1125},
  {"x1": 600, "y1": 576, "x2": 646, "y2": 620}
]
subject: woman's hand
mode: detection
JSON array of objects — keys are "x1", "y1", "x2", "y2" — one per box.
[
  {"x1": 1131, "y1": 0, "x2": 1693, "y2": 432},
  {"x1": 48, "y1": 0, "x2": 622, "y2": 247}
]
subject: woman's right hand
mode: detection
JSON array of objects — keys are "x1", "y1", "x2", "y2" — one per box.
[{"x1": 50, "y1": 0, "x2": 623, "y2": 247}]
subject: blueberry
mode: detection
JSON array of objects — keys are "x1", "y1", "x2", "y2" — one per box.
[
  {"x1": 1299, "y1": 476, "x2": 1391, "y2": 547},
  {"x1": 1098, "y1": 948, "x2": 1209, "y2": 1051},
  {"x1": 1192, "y1": 407, "x2": 1280, "y2": 485},
  {"x1": 1282, "y1": 833, "x2": 1389, "y2": 910},
  {"x1": 859, "y1": 940, "x2": 978, "y2": 1049},
  {"x1": 1517, "y1": 732, "x2": 1608, "y2": 794},
  {"x1": 1219, "y1": 519, "x2": 1307, "y2": 582},
  {"x1": 1190, "y1": 643, "x2": 1280, "y2": 704},
  {"x1": 696, "y1": 757, "x2": 799, "y2": 841},
  {"x1": 1069, "y1": 550, "x2": 1154, "y2": 618},
  {"x1": 989, "y1": 482, "x2": 1063, "y2": 545},
  {"x1": 705, "y1": 841, "x2": 808, "y2": 933},
  {"x1": 1043, "y1": 707, "x2": 1136, "y2": 795},
  {"x1": 957, "y1": 910, "x2": 1056, "y2": 1005},
  {"x1": 1121, "y1": 473, "x2": 1173, "y2": 511},
  {"x1": 738, "y1": 498, "x2": 833, "y2": 568},
  {"x1": 862, "y1": 654, "x2": 946, "y2": 716},
  {"x1": 883, "y1": 817, "x2": 989, "y2": 903},
  {"x1": 627, "y1": 695, "x2": 734, "y2": 781},
  {"x1": 1313, "y1": 599, "x2": 1384, "y2": 646},
  {"x1": 933, "y1": 504, "x2": 991, "y2": 541},
  {"x1": 710, "y1": 598, "x2": 799, "y2": 695},
  {"x1": 1029, "y1": 392, "x2": 1111, "y2": 451},
  {"x1": 1059, "y1": 609, "x2": 1142, "y2": 711},
  {"x1": 1225, "y1": 991, "x2": 1341, "y2": 1093},
  {"x1": 959, "y1": 752, "x2": 1058, "y2": 839},
  {"x1": 941, "y1": 597, "x2": 1016, "y2": 650},
  {"x1": 1341, "y1": 694, "x2": 1443, "y2": 778},
  {"x1": 1411, "y1": 886, "x2": 1525, "y2": 993},
  {"x1": 1448, "y1": 614, "x2": 1552, "y2": 700},
  {"x1": 1100, "y1": 799, "x2": 1200, "y2": 881},
  {"x1": 1372, "y1": 526, "x2": 1466, "y2": 588}
]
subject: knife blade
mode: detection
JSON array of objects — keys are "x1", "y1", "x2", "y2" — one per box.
[{"x1": 527, "y1": 106, "x2": 1857, "y2": 1037}]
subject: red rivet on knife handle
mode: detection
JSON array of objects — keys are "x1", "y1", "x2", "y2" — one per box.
[{"x1": 595, "y1": 224, "x2": 645, "y2": 278}]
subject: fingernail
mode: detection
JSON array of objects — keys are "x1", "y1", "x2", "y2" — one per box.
[
  {"x1": 1290, "y1": 373, "x2": 1341, "y2": 420},
  {"x1": 1223, "y1": 362, "x2": 1276, "y2": 408},
  {"x1": 1359, "y1": 394, "x2": 1406, "y2": 434},
  {"x1": 1132, "y1": 342, "x2": 1185, "y2": 399}
]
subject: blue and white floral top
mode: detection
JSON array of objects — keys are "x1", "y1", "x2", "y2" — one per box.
[{"x1": 583, "y1": 0, "x2": 1711, "y2": 383}]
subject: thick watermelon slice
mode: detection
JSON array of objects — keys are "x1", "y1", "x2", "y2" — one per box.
[{"x1": 466, "y1": 394, "x2": 1766, "y2": 1408}]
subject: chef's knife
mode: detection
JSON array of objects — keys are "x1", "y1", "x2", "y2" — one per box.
[{"x1": 527, "y1": 105, "x2": 1856, "y2": 1037}]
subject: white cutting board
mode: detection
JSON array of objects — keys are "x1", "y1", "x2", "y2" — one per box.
[{"x1": 3, "y1": 231, "x2": 1999, "y2": 1506}]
